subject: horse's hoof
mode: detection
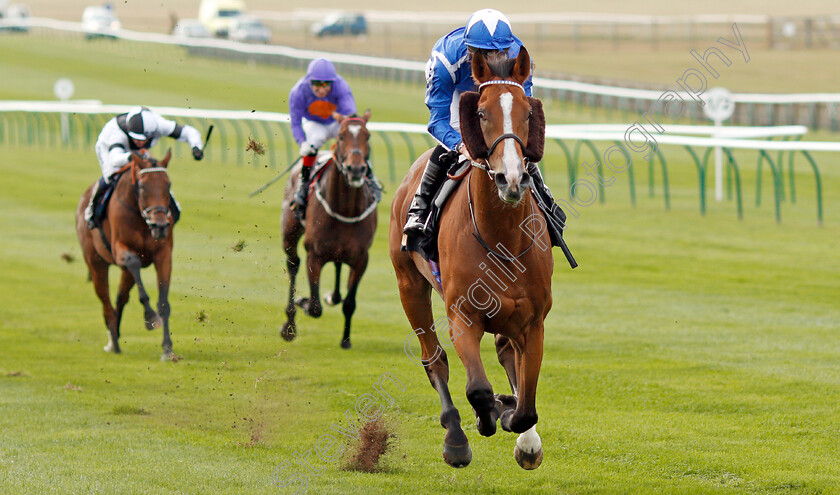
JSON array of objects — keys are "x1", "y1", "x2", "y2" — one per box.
[
  {"x1": 324, "y1": 292, "x2": 342, "y2": 306},
  {"x1": 442, "y1": 441, "x2": 472, "y2": 468},
  {"x1": 294, "y1": 297, "x2": 307, "y2": 308},
  {"x1": 280, "y1": 322, "x2": 297, "y2": 341},
  {"x1": 161, "y1": 352, "x2": 181, "y2": 362},
  {"x1": 340, "y1": 339, "x2": 351, "y2": 349},
  {"x1": 103, "y1": 342, "x2": 120, "y2": 353},
  {"x1": 476, "y1": 414, "x2": 497, "y2": 437},
  {"x1": 145, "y1": 315, "x2": 163, "y2": 331},
  {"x1": 514, "y1": 445, "x2": 543, "y2": 470}
]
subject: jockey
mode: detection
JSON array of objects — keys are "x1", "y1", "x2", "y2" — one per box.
[
  {"x1": 84, "y1": 106, "x2": 204, "y2": 230},
  {"x1": 404, "y1": 9, "x2": 565, "y2": 245},
  {"x1": 288, "y1": 58, "x2": 357, "y2": 219}
]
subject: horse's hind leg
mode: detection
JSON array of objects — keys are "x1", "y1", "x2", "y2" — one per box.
[
  {"x1": 296, "y1": 253, "x2": 323, "y2": 318},
  {"x1": 120, "y1": 252, "x2": 162, "y2": 331},
  {"x1": 324, "y1": 262, "x2": 343, "y2": 306},
  {"x1": 89, "y1": 260, "x2": 119, "y2": 353},
  {"x1": 339, "y1": 254, "x2": 368, "y2": 349},
  {"x1": 114, "y1": 269, "x2": 135, "y2": 340},
  {"x1": 154, "y1": 252, "x2": 174, "y2": 360},
  {"x1": 494, "y1": 335, "x2": 518, "y2": 417},
  {"x1": 398, "y1": 273, "x2": 471, "y2": 468}
]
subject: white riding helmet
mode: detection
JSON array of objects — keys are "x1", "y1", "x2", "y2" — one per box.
[{"x1": 126, "y1": 107, "x2": 157, "y2": 141}]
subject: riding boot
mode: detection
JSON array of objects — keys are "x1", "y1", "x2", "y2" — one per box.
[
  {"x1": 529, "y1": 164, "x2": 566, "y2": 247},
  {"x1": 85, "y1": 177, "x2": 107, "y2": 230},
  {"x1": 403, "y1": 147, "x2": 451, "y2": 237},
  {"x1": 294, "y1": 155, "x2": 316, "y2": 220}
]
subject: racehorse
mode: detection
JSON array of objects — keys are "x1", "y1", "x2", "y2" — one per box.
[
  {"x1": 389, "y1": 47, "x2": 553, "y2": 469},
  {"x1": 75, "y1": 150, "x2": 178, "y2": 360},
  {"x1": 280, "y1": 111, "x2": 378, "y2": 349}
]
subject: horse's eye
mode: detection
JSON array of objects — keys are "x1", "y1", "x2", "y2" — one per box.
[{"x1": 477, "y1": 110, "x2": 486, "y2": 120}]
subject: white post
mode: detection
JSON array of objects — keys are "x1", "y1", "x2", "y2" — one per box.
[
  {"x1": 714, "y1": 118, "x2": 723, "y2": 202},
  {"x1": 53, "y1": 78, "x2": 75, "y2": 145}
]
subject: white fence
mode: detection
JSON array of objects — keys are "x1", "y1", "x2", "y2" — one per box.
[{"x1": 0, "y1": 100, "x2": 833, "y2": 224}]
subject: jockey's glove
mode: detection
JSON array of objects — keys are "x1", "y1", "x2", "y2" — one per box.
[
  {"x1": 192, "y1": 146, "x2": 204, "y2": 161},
  {"x1": 299, "y1": 143, "x2": 318, "y2": 157}
]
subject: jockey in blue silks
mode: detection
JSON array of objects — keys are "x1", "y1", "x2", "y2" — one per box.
[{"x1": 404, "y1": 9, "x2": 564, "y2": 246}]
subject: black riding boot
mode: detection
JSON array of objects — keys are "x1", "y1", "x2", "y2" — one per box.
[
  {"x1": 85, "y1": 177, "x2": 108, "y2": 230},
  {"x1": 294, "y1": 165, "x2": 313, "y2": 220},
  {"x1": 403, "y1": 146, "x2": 451, "y2": 237},
  {"x1": 529, "y1": 164, "x2": 567, "y2": 247}
]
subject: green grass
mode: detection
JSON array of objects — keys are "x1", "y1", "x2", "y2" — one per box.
[{"x1": 2, "y1": 33, "x2": 840, "y2": 495}]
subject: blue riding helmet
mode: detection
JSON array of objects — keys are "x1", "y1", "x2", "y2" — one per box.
[
  {"x1": 306, "y1": 58, "x2": 338, "y2": 82},
  {"x1": 463, "y1": 9, "x2": 515, "y2": 51}
]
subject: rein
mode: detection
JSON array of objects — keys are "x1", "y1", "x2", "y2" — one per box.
[{"x1": 466, "y1": 170, "x2": 535, "y2": 262}]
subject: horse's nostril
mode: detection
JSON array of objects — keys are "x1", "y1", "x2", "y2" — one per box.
[{"x1": 494, "y1": 174, "x2": 508, "y2": 189}]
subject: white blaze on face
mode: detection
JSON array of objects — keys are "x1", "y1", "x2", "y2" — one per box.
[
  {"x1": 499, "y1": 92, "x2": 521, "y2": 187},
  {"x1": 348, "y1": 125, "x2": 361, "y2": 138}
]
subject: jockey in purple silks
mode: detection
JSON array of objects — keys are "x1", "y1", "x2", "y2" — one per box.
[
  {"x1": 403, "y1": 9, "x2": 567, "y2": 248},
  {"x1": 288, "y1": 58, "x2": 358, "y2": 219}
]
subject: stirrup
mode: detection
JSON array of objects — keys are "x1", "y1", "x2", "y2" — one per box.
[{"x1": 403, "y1": 212, "x2": 430, "y2": 237}]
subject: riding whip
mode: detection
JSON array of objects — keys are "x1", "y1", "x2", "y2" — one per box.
[
  {"x1": 203, "y1": 125, "x2": 214, "y2": 151},
  {"x1": 249, "y1": 156, "x2": 302, "y2": 197}
]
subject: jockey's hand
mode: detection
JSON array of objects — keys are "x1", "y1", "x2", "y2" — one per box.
[
  {"x1": 299, "y1": 142, "x2": 317, "y2": 157},
  {"x1": 331, "y1": 111, "x2": 346, "y2": 122},
  {"x1": 457, "y1": 142, "x2": 473, "y2": 163},
  {"x1": 192, "y1": 146, "x2": 204, "y2": 161}
]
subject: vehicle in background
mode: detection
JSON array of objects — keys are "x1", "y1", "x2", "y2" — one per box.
[
  {"x1": 172, "y1": 18, "x2": 211, "y2": 38},
  {"x1": 311, "y1": 12, "x2": 367, "y2": 38},
  {"x1": 227, "y1": 15, "x2": 270, "y2": 44},
  {"x1": 0, "y1": 2, "x2": 29, "y2": 32},
  {"x1": 198, "y1": 0, "x2": 245, "y2": 38},
  {"x1": 81, "y1": 5, "x2": 120, "y2": 39}
]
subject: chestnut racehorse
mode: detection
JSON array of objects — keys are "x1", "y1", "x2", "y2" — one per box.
[
  {"x1": 75, "y1": 150, "x2": 177, "y2": 360},
  {"x1": 389, "y1": 47, "x2": 553, "y2": 469},
  {"x1": 280, "y1": 111, "x2": 378, "y2": 349}
]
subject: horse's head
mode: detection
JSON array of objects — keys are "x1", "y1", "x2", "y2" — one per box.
[
  {"x1": 332, "y1": 110, "x2": 372, "y2": 188},
  {"x1": 130, "y1": 149, "x2": 172, "y2": 241},
  {"x1": 459, "y1": 46, "x2": 545, "y2": 204}
]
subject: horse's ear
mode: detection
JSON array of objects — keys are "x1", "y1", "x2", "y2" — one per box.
[
  {"x1": 459, "y1": 91, "x2": 488, "y2": 159},
  {"x1": 471, "y1": 50, "x2": 492, "y2": 84},
  {"x1": 361, "y1": 109, "x2": 371, "y2": 123},
  {"x1": 512, "y1": 46, "x2": 531, "y2": 85},
  {"x1": 161, "y1": 148, "x2": 172, "y2": 168},
  {"x1": 524, "y1": 97, "x2": 545, "y2": 162}
]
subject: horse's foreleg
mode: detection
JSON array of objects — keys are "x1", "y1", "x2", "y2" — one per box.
[
  {"x1": 154, "y1": 250, "x2": 173, "y2": 360},
  {"x1": 114, "y1": 269, "x2": 135, "y2": 341},
  {"x1": 324, "y1": 262, "x2": 343, "y2": 306},
  {"x1": 119, "y1": 250, "x2": 161, "y2": 331},
  {"x1": 340, "y1": 255, "x2": 368, "y2": 349},
  {"x1": 89, "y1": 261, "x2": 119, "y2": 353},
  {"x1": 449, "y1": 314, "x2": 498, "y2": 438},
  {"x1": 281, "y1": 225, "x2": 303, "y2": 341},
  {"x1": 398, "y1": 277, "x2": 470, "y2": 467}
]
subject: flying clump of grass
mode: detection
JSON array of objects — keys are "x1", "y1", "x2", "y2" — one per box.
[
  {"x1": 232, "y1": 240, "x2": 247, "y2": 252},
  {"x1": 246, "y1": 137, "x2": 266, "y2": 156}
]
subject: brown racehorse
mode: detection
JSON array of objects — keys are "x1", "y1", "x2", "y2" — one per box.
[
  {"x1": 75, "y1": 150, "x2": 178, "y2": 360},
  {"x1": 389, "y1": 47, "x2": 553, "y2": 469},
  {"x1": 280, "y1": 111, "x2": 378, "y2": 349}
]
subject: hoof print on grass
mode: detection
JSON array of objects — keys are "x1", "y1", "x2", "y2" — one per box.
[
  {"x1": 111, "y1": 405, "x2": 150, "y2": 416},
  {"x1": 343, "y1": 417, "x2": 395, "y2": 473},
  {"x1": 64, "y1": 383, "x2": 82, "y2": 392}
]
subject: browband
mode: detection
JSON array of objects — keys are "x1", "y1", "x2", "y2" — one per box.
[
  {"x1": 138, "y1": 167, "x2": 168, "y2": 176},
  {"x1": 478, "y1": 80, "x2": 525, "y2": 92}
]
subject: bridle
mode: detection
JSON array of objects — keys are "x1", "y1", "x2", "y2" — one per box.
[
  {"x1": 470, "y1": 80, "x2": 531, "y2": 181},
  {"x1": 465, "y1": 79, "x2": 536, "y2": 261}
]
